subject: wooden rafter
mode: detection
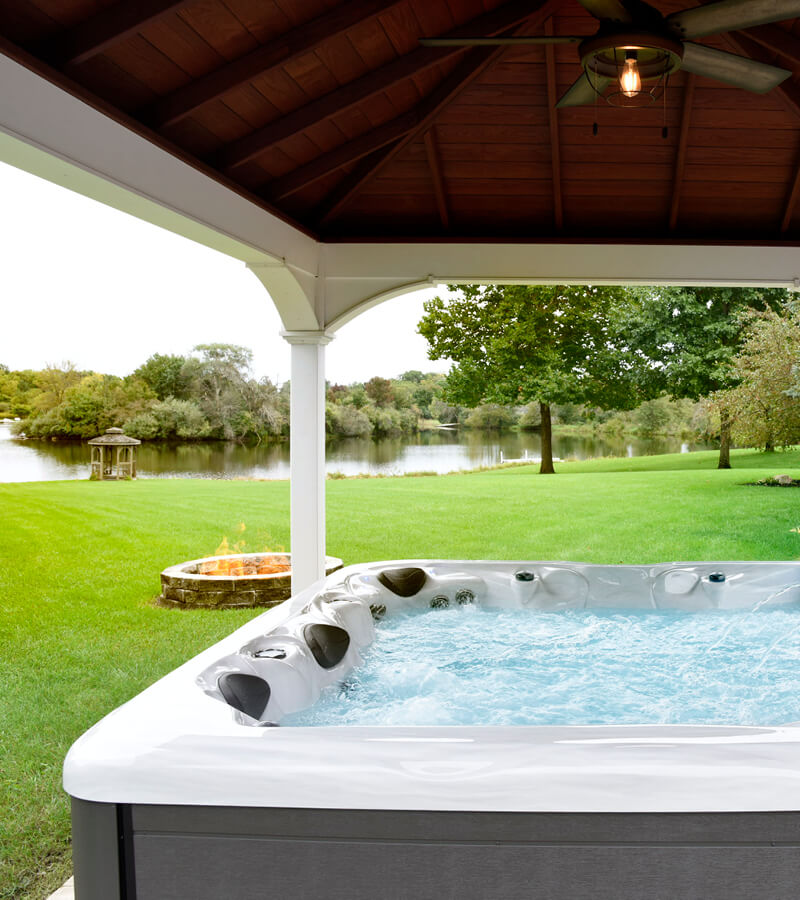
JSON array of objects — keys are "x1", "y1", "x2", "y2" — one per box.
[
  {"x1": 310, "y1": 46, "x2": 505, "y2": 215},
  {"x1": 39, "y1": 1, "x2": 192, "y2": 68},
  {"x1": 317, "y1": 0, "x2": 561, "y2": 225},
  {"x1": 780, "y1": 150, "x2": 800, "y2": 232},
  {"x1": 144, "y1": 0, "x2": 406, "y2": 129},
  {"x1": 218, "y1": 0, "x2": 545, "y2": 173},
  {"x1": 744, "y1": 24, "x2": 800, "y2": 66},
  {"x1": 268, "y1": 111, "x2": 417, "y2": 201},
  {"x1": 267, "y1": 42, "x2": 509, "y2": 202},
  {"x1": 726, "y1": 31, "x2": 800, "y2": 120},
  {"x1": 668, "y1": 74, "x2": 695, "y2": 232},
  {"x1": 424, "y1": 128, "x2": 449, "y2": 228},
  {"x1": 543, "y1": 18, "x2": 563, "y2": 231},
  {"x1": 312, "y1": 146, "x2": 401, "y2": 228}
]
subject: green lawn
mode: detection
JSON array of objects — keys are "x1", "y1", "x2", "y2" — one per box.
[{"x1": 2, "y1": 448, "x2": 800, "y2": 900}]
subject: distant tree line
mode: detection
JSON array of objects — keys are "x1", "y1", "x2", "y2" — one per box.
[
  {"x1": 5, "y1": 290, "x2": 799, "y2": 454},
  {"x1": 2, "y1": 344, "x2": 287, "y2": 442}
]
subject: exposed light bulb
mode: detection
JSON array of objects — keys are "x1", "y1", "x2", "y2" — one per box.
[{"x1": 620, "y1": 52, "x2": 641, "y2": 98}]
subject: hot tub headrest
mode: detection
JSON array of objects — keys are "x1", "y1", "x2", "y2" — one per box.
[
  {"x1": 304, "y1": 623, "x2": 351, "y2": 669},
  {"x1": 218, "y1": 672, "x2": 271, "y2": 720},
  {"x1": 378, "y1": 567, "x2": 427, "y2": 597}
]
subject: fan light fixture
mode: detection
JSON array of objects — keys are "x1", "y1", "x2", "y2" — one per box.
[
  {"x1": 580, "y1": 30, "x2": 684, "y2": 107},
  {"x1": 418, "y1": 0, "x2": 797, "y2": 131},
  {"x1": 620, "y1": 52, "x2": 642, "y2": 97}
]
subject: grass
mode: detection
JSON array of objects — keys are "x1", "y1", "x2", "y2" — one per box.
[{"x1": 2, "y1": 447, "x2": 800, "y2": 899}]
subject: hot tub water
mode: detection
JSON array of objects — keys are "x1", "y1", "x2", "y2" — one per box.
[{"x1": 285, "y1": 605, "x2": 800, "y2": 727}]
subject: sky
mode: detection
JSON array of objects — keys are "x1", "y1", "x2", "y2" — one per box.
[{"x1": 0, "y1": 161, "x2": 451, "y2": 385}]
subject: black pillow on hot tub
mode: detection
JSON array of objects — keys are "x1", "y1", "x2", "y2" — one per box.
[
  {"x1": 218, "y1": 672, "x2": 271, "y2": 720},
  {"x1": 378, "y1": 567, "x2": 427, "y2": 597},
  {"x1": 304, "y1": 623, "x2": 350, "y2": 669}
]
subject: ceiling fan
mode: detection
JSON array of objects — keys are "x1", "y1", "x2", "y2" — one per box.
[{"x1": 420, "y1": 0, "x2": 799, "y2": 108}]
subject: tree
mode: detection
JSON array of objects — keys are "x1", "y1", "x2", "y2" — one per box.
[
  {"x1": 32, "y1": 362, "x2": 83, "y2": 412},
  {"x1": 134, "y1": 353, "x2": 198, "y2": 400},
  {"x1": 192, "y1": 343, "x2": 253, "y2": 439},
  {"x1": 616, "y1": 287, "x2": 789, "y2": 468},
  {"x1": 418, "y1": 284, "x2": 642, "y2": 473},
  {"x1": 719, "y1": 306, "x2": 800, "y2": 451},
  {"x1": 364, "y1": 376, "x2": 394, "y2": 407}
]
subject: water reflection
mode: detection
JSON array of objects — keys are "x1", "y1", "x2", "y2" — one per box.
[{"x1": 0, "y1": 423, "x2": 714, "y2": 483}]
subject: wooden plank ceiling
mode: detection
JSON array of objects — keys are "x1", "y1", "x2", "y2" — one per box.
[{"x1": 2, "y1": 0, "x2": 800, "y2": 242}]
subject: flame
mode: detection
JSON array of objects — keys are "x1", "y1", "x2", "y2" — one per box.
[{"x1": 198, "y1": 525, "x2": 289, "y2": 577}]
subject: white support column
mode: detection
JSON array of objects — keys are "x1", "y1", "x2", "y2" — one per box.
[{"x1": 282, "y1": 330, "x2": 333, "y2": 594}]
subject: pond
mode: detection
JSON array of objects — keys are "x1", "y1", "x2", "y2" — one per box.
[{"x1": 0, "y1": 423, "x2": 714, "y2": 483}]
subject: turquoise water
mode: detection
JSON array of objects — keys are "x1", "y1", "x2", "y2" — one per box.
[{"x1": 284, "y1": 606, "x2": 800, "y2": 727}]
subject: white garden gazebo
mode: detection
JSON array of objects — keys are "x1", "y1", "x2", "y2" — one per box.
[{"x1": 1, "y1": 0, "x2": 800, "y2": 592}]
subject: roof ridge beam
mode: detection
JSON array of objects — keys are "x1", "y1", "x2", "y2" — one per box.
[
  {"x1": 38, "y1": 1, "x2": 192, "y2": 68},
  {"x1": 217, "y1": 0, "x2": 548, "y2": 173},
  {"x1": 144, "y1": 0, "x2": 406, "y2": 130},
  {"x1": 318, "y1": 0, "x2": 561, "y2": 225}
]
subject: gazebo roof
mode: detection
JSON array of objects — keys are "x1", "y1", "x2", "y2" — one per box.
[
  {"x1": 2, "y1": 0, "x2": 800, "y2": 244},
  {"x1": 88, "y1": 427, "x2": 141, "y2": 446}
]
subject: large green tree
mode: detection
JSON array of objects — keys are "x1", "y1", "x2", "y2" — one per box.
[
  {"x1": 134, "y1": 353, "x2": 199, "y2": 400},
  {"x1": 418, "y1": 284, "x2": 643, "y2": 473},
  {"x1": 616, "y1": 287, "x2": 789, "y2": 468},
  {"x1": 722, "y1": 306, "x2": 800, "y2": 451}
]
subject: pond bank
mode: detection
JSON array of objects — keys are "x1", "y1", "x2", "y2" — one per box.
[{"x1": 0, "y1": 423, "x2": 715, "y2": 483}]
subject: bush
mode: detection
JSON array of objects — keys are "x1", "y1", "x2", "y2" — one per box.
[
  {"x1": 327, "y1": 403, "x2": 372, "y2": 437},
  {"x1": 363, "y1": 405, "x2": 418, "y2": 437},
  {"x1": 634, "y1": 397, "x2": 673, "y2": 435},
  {"x1": 465, "y1": 404, "x2": 516, "y2": 429},
  {"x1": 125, "y1": 399, "x2": 210, "y2": 440}
]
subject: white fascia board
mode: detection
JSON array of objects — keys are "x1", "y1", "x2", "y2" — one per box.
[
  {"x1": 0, "y1": 52, "x2": 319, "y2": 293},
  {"x1": 321, "y1": 242, "x2": 800, "y2": 331}
]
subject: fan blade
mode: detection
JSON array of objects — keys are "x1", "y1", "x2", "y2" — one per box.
[
  {"x1": 680, "y1": 41, "x2": 791, "y2": 91},
  {"x1": 668, "y1": 0, "x2": 800, "y2": 39},
  {"x1": 419, "y1": 36, "x2": 582, "y2": 46},
  {"x1": 557, "y1": 72, "x2": 612, "y2": 107},
  {"x1": 576, "y1": 0, "x2": 633, "y2": 22}
]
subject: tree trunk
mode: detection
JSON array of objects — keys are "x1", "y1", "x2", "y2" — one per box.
[
  {"x1": 718, "y1": 407, "x2": 732, "y2": 469},
  {"x1": 539, "y1": 402, "x2": 556, "y2": 474}
]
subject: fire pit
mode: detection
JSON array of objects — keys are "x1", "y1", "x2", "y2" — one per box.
[{"x1": 158, "y1": 552, "x2": 343, "y2": 609}]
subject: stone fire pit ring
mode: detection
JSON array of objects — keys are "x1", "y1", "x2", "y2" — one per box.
[{"x1": 159, "y1": 552, "x2": 343, "y2": 609}]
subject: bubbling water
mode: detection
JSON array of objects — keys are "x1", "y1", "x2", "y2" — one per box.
[{"x1": 283, "y1": 605, "x2": 800, "y2": 727}]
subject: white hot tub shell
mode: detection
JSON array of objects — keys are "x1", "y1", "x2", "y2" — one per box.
[{"x1": 65, "y1": 560, "x2": 800, "y2": 900}]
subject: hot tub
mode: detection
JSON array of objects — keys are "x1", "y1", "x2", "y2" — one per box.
[{"x1": 65, "y1": 560, "x2": 800, "y2": 900}]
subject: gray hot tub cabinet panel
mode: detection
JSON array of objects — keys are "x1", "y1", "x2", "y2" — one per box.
[{"x1": 73, "y1": 801, "x2": 800, "y2": 900}]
